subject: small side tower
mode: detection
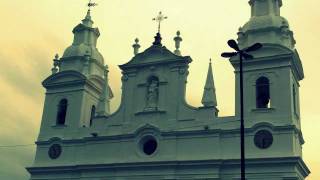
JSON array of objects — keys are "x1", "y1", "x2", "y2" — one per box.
[
  {"x1": 37, "y1": 10, "x2": 112, "y2": 140},
  {"x1": 201, "y1": 59, "x2": 218, "y2": 115}
]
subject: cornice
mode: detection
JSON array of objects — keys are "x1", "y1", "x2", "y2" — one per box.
[{"x1": 26, "y1": 157, "x2": 309, "y2": 176}]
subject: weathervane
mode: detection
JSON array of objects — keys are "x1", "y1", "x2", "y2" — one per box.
[
  {"x1": 87, "y1": 0, "x2": 98, "y2": 10},
  {"x1": 153, "y1": 11, "x2": 168, "y2": 33}
]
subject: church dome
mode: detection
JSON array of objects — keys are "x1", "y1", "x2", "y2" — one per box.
[
  {"x1": 241, "y1": 15, "x2": 289, "y2": 33},
  {"x1": 61, "y1": 10, "x2": 104, "y2": 65},
  {"x1": 63, "y1": 43, "x2": 104, "y2": 64}
]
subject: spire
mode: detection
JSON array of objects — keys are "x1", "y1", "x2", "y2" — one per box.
[
  {"x1": 97, "y1": 65, "x2": 114, "y2": 116},
  {"x1": 82, "y1": 9, "x2": 94, "y2": 27},
  {"x1": 201, "y1": 59, "x2": 217, "y2": 107}
]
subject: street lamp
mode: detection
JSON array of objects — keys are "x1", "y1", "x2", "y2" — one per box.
[{"x1": 221, "y1": 39, "x2": 262, "y2": 180}]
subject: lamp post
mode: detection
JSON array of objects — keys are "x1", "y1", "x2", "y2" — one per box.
[{"x1": 221, "y1": 39, "x2": 262, "y2": 180}]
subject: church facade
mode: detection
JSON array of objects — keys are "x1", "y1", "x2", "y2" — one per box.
[{"x1": 27, "y1": 0, "x2": 310, "y2": 179}]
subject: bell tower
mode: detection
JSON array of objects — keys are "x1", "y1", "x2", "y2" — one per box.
[
  {"x1": 230, "y1": 0, "x2": 303, "y2": 129},
  {"x1": 38, "y1": 10, "x2": 112, "y2": 140},
  {"x1": 225, "y1": 2, "x2": 310, "y2": 179}
]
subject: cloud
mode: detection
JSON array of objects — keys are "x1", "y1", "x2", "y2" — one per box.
[
  {"x1": 0, "y1": 28, "x2": 60, "y2": 180},
  {"x1": 0, "y1": 76, "x2": 40, "y2": 179},
  {"x1": 0, "y1": 146, "x2": 34, "y2": 180}
]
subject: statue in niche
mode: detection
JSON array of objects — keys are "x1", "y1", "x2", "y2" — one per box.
[{"x1": 145, "y1": 77, "x2": 159, "y2": 110}]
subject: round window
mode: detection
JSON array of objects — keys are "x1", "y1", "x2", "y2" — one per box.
[
  {"x1": 139, "y1": 136, "x2": 158, "y2": 156},
  {"x1": 48, "y1": 144, "x2": 62, "y2": 159},
  {"x1": 254, "y1": 130, "x2": 273, "y2": 149}
]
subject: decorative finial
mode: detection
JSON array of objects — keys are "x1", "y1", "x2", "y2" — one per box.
[
  {"x1": 152, "y1": 11, "x2": 168, "y2": 33},
  {"x1": 132, "y1": 38, "x2": 141, "y2": 55},
  {"x1": 174, "y1": 31, "x2": 183, "y2": 55},
  {"x1": 209, "y1": 58, "x2": 212, "y2": 63},
  {"x1": 51, "y1": 54, "x2": 60, "y2": 74},
  {"x1": 104, "y1": 65, "x2": 109, "y2": 76}
]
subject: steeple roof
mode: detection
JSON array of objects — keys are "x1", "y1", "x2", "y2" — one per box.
[
  {"x1": 201, "y1": 60, "x2": 217, "y2": 107},
  {"x1": 61, "y1": 10, "x2": 104, "y2": 65},
  {"x1": 238, "y1": 0, "x2": 296, "y2": 49}
]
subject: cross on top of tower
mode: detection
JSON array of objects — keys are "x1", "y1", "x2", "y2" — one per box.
[{"x1": 152, "y1": 11, "x2": 168, "y2": 33}]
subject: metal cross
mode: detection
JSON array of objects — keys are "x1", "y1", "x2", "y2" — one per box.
[
  {"x1": 153, "y1": 11, "x2": 168, "y2": 33},
  {"x1": 88, "y1": 0, "x2": 98, "y2": 10}
]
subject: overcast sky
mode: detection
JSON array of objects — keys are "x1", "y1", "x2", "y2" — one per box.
[{"x1": 0, "y1": 0, "x2": 319, "y2": 179}]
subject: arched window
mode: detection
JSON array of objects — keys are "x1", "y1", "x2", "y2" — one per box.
[
  {"x1": 256, "y1": 77, "x2": 270, "y2": 108},
  {"x1": 90, "y1": 105, "x2": 96, "y2": 126},
  {"x1": 56, "y1": 99, "x2": 68, "y2": 125}
]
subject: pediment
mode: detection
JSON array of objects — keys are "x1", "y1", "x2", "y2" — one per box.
[
  {"x1": 42, "y1": 70, "x2": 87, "y2": 87},
  {"x1": 120, "y1": 45, "x2": 191, "y2": 69}
]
